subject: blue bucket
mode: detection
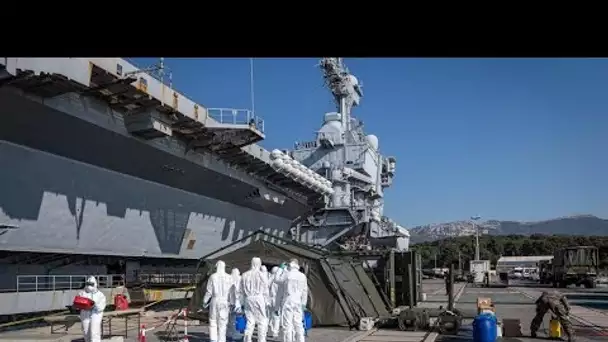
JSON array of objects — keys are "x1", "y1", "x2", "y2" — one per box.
[
  {"x1": 303, "y1": 310, "x2": 312, "y2": 331},
  {"x1": 473, "y1": 313, "x2": 497, "y2": 342},
  {"x1": 235, "y1": 314, "x2": 247, "y2": 333}
]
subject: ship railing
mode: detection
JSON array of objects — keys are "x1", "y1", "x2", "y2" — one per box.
[
  {"x1": 294, "y1": 141, "x2": 318, "y2": 150},
  {"x1": 16, "y1": 274, "x2": 125, "y2": 292},
  {"x1": 137, "y1": 272, "x2": 201, "y2": 285},
  {"x1": 207, "y1": 108, "x2": 265, "y2": 133}
]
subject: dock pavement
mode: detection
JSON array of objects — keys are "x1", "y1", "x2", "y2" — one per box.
[
  {"x1": 3, "y1": 280, "x2": 606, "y2": 342},
  {"x1": 437, "y1": 284, "x2": 608, "y2": 342}
]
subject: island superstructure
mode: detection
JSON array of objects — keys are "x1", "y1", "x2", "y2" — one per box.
[{"x1": 276, "y1": 58, "x2": 409, "y2": 251}]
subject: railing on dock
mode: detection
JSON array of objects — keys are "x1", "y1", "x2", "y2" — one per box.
[
  {"x1": 137, "y1": 272, "x2": 201, "y2": 286},
  {"x1": 16, "y1": 274, "x2": 125, "y2": 292}
]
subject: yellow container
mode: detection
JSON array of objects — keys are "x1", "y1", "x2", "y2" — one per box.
[{"x1": 549, "y1": 318, "x2": 562, "y2": 339}]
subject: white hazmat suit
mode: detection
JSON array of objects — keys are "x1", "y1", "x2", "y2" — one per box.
[
  {"x1": 78, "y1": 276, "x2": 107, "y2": 342},
  {"x1": 275, "y1": 259, "x2": 308, "y2": 342},
  {"x1": 228, "y1": 268, "x2": 242, "y2": 339},
  {"x1": 238, "y1": 257, "x2": 270, "y2": 342},
  {"x1": 203, "y1": 260, "x2": 234, "y2": 342},
  {"x1": 268, "y1": 266, "x2": 282, "y2": 338}
]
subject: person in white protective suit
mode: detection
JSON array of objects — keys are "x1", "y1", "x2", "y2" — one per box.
[
  {"x1": 78, "y1": 276, "x2": 107, "y2": 342},
  {"x1": 203, "y1": 260, "x2": 234, "y2": 342},
  {"x1": 275, "y1": 259, "x2": 308, "y2": 342},
  {"x1": 268, "y1": 266, "x2": 283, "y2": 338},
  {"x1": 261, "y1": 265, "x2": 268, "y2": 281},
  {"x1": 227, "y1": 268, "x2": 242, "y2": 341},
  {"x1": 238, "y1": 257, "x2": 270, "y2": 342}
]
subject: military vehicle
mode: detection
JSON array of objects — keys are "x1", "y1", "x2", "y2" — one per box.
[{"x1": 551, "y1": 246, "x2": 598, "y2": 288}]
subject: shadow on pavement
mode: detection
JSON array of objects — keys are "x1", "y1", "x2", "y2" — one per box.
[
  {"x1": 437, "y1": 324, "x2": 532, "y2": 342},
  {"x1": 573, "y1": 325, "x2": 608, "y2": 340},
  {"x1": 153, "y1": 330, "x2": 210, "y2": 341},
  {"x1": 436, "y1": 325, "x2": 473, "y2": 342}
]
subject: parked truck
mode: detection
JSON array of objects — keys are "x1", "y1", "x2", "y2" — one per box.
[{"x1": 551, "y1": 246, "x2": 598, "y2": 288}]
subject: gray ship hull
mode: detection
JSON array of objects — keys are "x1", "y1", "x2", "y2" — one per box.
[{"x1": 0, "y1": 88, "x2": 300, "y2": 260}]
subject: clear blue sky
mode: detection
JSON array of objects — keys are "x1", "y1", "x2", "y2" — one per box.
[{"x1": 132, "y1": 58, "x2": 608, "y2": 227}]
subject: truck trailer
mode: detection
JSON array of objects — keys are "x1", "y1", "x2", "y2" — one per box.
[{"x1": 550, "y1": 246, "x2": 598, "y2": 288}]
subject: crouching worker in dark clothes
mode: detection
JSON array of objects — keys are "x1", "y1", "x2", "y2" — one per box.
[{"x1": 530, "y1": 291, "x2": 574, "y2": 342}]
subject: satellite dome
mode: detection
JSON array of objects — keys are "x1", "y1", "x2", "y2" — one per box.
[{"x1": 366, "y1": 135, "x2": 379, "y2": 150}]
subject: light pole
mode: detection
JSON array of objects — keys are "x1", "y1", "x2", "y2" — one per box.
[
  {"x1": 471, "y1": 215, "x2": 481, "y2": 261},
  {"x1": 458, "y1": 251, "x2": 462, "y2": 273}
]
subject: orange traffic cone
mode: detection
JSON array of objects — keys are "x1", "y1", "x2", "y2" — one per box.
[{"x1": 139, "y1": 324, "x2": 146, "y2": 342}]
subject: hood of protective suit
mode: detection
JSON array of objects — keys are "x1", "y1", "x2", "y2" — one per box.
[
  {"x1": 215, "y1": 260, "x2": 226, "y2": 274},
  {"x1": 261, "y1": 265, "x2": 267, "y2": 273},
  {"x1": 231, "y1": 268, "x2": 240, "y2": 277},
  {"x1": 289, "y1": 259, "x2": 300, "y2": 271},
  {"x1": 271, "y1": 266, "x2": 278, "y2": 274},
  {"x1": 85, "y1": 276, "x2": 98, "y2": 293},
  {"x1": 251, "y1": 257, "x2": 262, "y2": 270}
]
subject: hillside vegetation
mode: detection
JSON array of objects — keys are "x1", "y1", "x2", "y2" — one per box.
[
  {"x1": 409, "y1": 215, "x2": 608, "y2": 243},
  {"x1": 411, "y1": 234, "x2": 608, "y2": 269}
]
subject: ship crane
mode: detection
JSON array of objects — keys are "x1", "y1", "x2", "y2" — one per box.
[{"x1": 319, "y1": 58, "x2": 363, "y2": 131}]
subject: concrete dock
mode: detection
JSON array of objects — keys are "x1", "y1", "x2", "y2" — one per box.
[
  {"x1": 436, "y1": 282, "x2": 608, "y2": 342},
  {"x1": 3, "y1": 279, "x2": 608, "y2": 341}
]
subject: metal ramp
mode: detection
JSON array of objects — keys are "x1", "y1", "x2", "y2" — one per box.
[{"x1": 183, "y1": 107, "x2": 264, "y2": 151}]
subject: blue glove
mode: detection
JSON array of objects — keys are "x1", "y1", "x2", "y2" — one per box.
[{"x1": 280, "y1": 262, "x2": 287, "y2": 270}]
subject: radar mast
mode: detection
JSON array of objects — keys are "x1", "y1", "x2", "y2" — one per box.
[{"x1": 319, "y1": 58, "x2": 363, "y2": 132}]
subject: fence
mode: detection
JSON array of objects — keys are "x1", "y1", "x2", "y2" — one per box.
[
  {"x1": 137, "y1": 273, "x2": 201, "y2": 286},
  {"x1": 16, "y1": 274, "x2": 124, "y2": 292}
]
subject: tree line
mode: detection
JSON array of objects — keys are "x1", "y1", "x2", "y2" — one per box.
[{"x1": 411, "y1": 234, "x2": 608, "y2": 269}]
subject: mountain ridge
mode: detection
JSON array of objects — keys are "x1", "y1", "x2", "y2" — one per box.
[{"x1": 409, "y1": 215, "x2": 608, "y2": 244}]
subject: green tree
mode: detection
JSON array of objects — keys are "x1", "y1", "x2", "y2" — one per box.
[{"x1": 412, "y1": 234, "x2": 608, "y2": 270}]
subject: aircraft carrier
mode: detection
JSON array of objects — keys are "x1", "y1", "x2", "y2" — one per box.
[{"x1": 0, "y1": 57, "x2": 408, "y2": 316}]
